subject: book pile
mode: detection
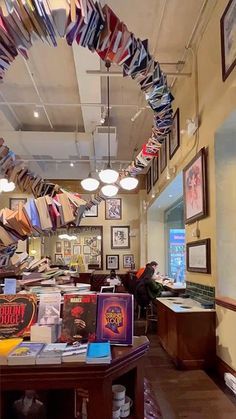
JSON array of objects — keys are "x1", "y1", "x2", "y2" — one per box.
[
  {"x1": 86, "y1": 341, "x2": 111, "y2": 364},
  {"x1": 224, "y1": 373, "x2": 236, "y2": 396}
]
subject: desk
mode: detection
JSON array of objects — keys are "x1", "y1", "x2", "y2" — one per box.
[{"x1": 0, "y1": 336, "x2": 149, "y2": 419}]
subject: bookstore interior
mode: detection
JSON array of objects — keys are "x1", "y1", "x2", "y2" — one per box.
[{"x1": 0, "y1": 0, "x2": 236, "y2": 418}]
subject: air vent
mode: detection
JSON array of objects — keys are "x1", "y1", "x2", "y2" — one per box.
[{"x1": 95, "y1": 126, "x2": 116, "y2": 135}]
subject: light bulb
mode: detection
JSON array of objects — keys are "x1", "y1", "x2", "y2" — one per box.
[
  {"x1": 34, "y1": 110, "x2": 39, "y2": 118},
  {"x1": 97, "y1": 235, "x2": 102, "y2": 240},
  {"x1": 120, "y1": 176, "x2": 139, "y2": 191},
  {"x1": 101, "y1": 184, "x2": 119, "y2": 197},
  {"x1": 0, "y1": 178, "x2": 8, "y2": 192},
  {"x1": 3, "y1": 181, "x2": 15, "y2": 192},
  {"x1": 99, "y1": 168, "x2": 119, "y2": 184},
  {"x1": 70, "y1": 162, "x2": 74, "y2": 167},
  {"x1": 81, "y1": 177, "x2": 100, "y2": 191}
]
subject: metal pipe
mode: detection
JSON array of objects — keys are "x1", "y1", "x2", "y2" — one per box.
[
  {"x1": 0, "y1": 101, "x2": 151, "y2": 108},
  {"x1": 86, "y1": 70, "x2": 191, "y2": 77},
  {"x1": 23, "y1": 58, "x2": 54, "y2": 129},
  {"x1": 16, "y1": 158, "x2": 131, "y2": 163}
]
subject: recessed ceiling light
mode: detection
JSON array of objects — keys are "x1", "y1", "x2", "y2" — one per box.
[
  {"x1": 169, "y1": 194, "x2": 173, "y2": 198},
  {"x1": 70, "y1": 162, "x2": 74, "y2": 167},
  {"x1": 33, "y1": 110, "x2": 39, "y2": 118}
]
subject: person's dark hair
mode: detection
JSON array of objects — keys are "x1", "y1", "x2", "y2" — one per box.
[
  {"x1": 150, "y1": 261, "x2": 158, "y2": 267},
  {"x1": 139, "y1": 265, "x2": 155, "y2": 281},
  {"x1": 110, "y1": 269, "x2": 116, "y2": 279}
]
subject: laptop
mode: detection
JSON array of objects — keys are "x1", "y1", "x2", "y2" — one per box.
[{"x1": 100, "y1": 286, "x2": 115, "y2": 293}]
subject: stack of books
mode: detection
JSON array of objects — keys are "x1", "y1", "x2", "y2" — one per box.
[{"x1": 86, "y1": 342, "x2": 111, "y2": 364}]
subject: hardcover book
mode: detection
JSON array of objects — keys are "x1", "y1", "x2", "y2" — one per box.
[
  {"x1": 0, "y1": 338, "x2": 23, "y2": 365},
  {"x1": 8, "y1": 342, "x2": 45, "y2": 365},
  {"x1": 61, "y1": 294, "x2": 97, "y2": 343},
  {"x1": 0, "y1": 294, "x2": 37, "y2": 338},
  {"x1": 86, "y1": 342, "x2": 111, "y2": 364},
  {"x1": 37, "y1": 293, "x2": 61, "y2": 325},
  {"x1": 96, "y1": 294, "x2": 133, "y2": 345}
]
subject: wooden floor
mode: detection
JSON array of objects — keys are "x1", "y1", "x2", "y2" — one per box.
[{"x1": 136, "y1": 322, "x2": 236, "y2": 419}]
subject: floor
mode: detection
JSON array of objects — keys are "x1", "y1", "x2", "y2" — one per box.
[{"x1": 136, "y1": 321, "x2": 236, "y2": 419}]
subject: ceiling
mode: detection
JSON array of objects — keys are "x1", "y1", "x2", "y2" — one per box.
[
  {"x1": 0, "y1": 0, "x2": 207, "y2": 179},
  {"x1": 149, "y1": 172, "x2": 183, "y2": 212}
]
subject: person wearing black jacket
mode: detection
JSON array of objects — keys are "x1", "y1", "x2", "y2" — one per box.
[{"x1": 135, "y1": 265, "x2": 163, "y2": 308}]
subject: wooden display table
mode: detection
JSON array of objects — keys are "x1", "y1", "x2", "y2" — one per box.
[{"x1": 0, "y1": 336, "x2": 149, "y2": 419}]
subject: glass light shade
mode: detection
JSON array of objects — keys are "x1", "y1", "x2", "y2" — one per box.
[
  {"x1": 0, "y1": 178, "x2": 8, "y2": 192},
  {"x1": 99, "y1": 168, "x2": 119, "y2": 184},
  {"x1": 101, "y1": 184, "x2": 119, "y2": 197},
  {"x1": 2, "y1": 181, "x2": 15, "y2": 192},
  {"x1": 120, "y1": 176, "x2": 139, "y2": 190},
  {"x1": 81, "y1": 177, "x2": 100, "y2": 191}
]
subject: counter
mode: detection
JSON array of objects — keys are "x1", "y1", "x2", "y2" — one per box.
[{"x1": 156, "y1": 297, "x2": 215, "y2": 313}]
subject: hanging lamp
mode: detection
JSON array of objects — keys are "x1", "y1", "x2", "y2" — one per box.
[
  {"x1": 99, "y1": 62, "x2": 119, "y2": 185},
  {"x1": 120, "y1": 175, "x2": 139, "y2": 191},
  {"x1": 81, "y1": 173, "x2": 100, "y2": 191}
]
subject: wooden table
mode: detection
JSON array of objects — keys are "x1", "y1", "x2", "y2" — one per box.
[
  {"x1": 0, "y1": 336, "x2": 149, "y2": 419},
  {"x1": 156, "y1": 279, "x2": 186, "y2": 295}
]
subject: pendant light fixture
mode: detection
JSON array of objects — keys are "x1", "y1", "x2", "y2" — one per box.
[
  {"x1": 101, "y1": 184, "x2": 119, "y2": 197},
  {"x1": 120, "y1": 174, "x2": 139, "y2": 191},
  {"x1": 99, "y1": 62, "x2": 119, "y2": 185},
  {"x1": 81, "y1": 173, "x2": 100, "y2": 192}
]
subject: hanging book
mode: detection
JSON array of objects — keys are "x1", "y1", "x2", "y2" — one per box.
[
  {"x1": 61, "y1": 293, "x2": 97, "y2": 343},
  {"x1": 96, "y1": 294, "x2": 133, "y2": 345},
  {"x1": 0, "y1": 294, "x2": 37, "y2": 338}
]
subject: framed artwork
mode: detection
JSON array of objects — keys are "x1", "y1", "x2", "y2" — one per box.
[
  {"x1": 169, "y1": 108, "x2": 180, "y2": 159},
  {"x1": 146, "y1": 167, "x2": 152, "y2": 193},
  {"x1": 152, "y1": 157, "x2": 159, "y2": 185},
  {"x1": 186, "y1": 239, "x2": 211, "y2": 273},
  {"x1": 111, "y1": 226, "x2": 130, "y2": 249},
  {"x1": 83, "y1": 245, "x2": 91, "y2": 254},
  {"x1": 84, "y1": 205, "x2": 98, "y2": 217},
  {"x1": 73, "y1": 244, "x2": 81, "y2": 255},
  {"x1": 105, "y1": 198, "x2": 122, "y2": 220},
  {"x1": 56, "y1": 242, "x2": 62, "y2": 253},
  {"x1": 55, "y1": 253, "x2": 63, "y2": 263},
  {"x1": 64, "y1": 248, "x2": 71, "y2": 257},
  {"x1": 9, "y1": 198, "x2": 27, "y2": 211},
  {"x1": 0, "y1": 254, "x2": 10, "y2": 268},
  {"x1": 123, "y1": 254, "x2": 134, "y2": 269},
  {"x1": 183, "y1": 148, "x2": 208, "y2": 224},
  {"x1": 160, "y1": 138, "x2": 167, "y2": 173},
  {"x1": 106, "y1": 255, "x2": 119, "y2": 270},
  {"x1": 220, "y1": 0, "x2": 236, "y2": 81}
]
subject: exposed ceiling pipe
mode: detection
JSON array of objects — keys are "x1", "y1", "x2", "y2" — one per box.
[
  {"x1": 151, "y1": 0, "x2": 168, "y2": 58},
  {"x1": 16, "y1": 158, "x2": 131, "y2": 163},
  {"x1": 171, "y1": 0, "x2": 213, "y2": 88},
  {"x1": 0, "y1": 91, "x2": 22, "y2": 129},
  {"x1": 86, "y1": 70, "x2": 191, "y2": 77},
  {"x1": 23, "y1": 58, "x2": 54, "y2": 129},
  {"x1": 0, "y1": 101, "x2": 152, "y2": 108}
]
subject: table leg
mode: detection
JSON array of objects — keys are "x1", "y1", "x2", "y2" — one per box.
[
  {"x1": 87, "y1": 379, "x2": 113, "y2": 419},
  {"x1": 133, "y1": 362, "x2": 144, "y2": 419}
]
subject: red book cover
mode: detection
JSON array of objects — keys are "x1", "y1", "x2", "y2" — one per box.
[
  {"x1": 96, "y1": 294, "x2": 133, "y2": 345},
  {"x1": 61, "y1": 294, "x2": 97, "y2": 343},
  {"x1": 0, "y1": 294, "x2": 37, "y2": 338}
]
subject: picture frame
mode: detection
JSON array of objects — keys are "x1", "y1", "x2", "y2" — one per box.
[
  {"x1": 55, "y1": 253, "x2": 63, "y2": 264},
  {"x1": 220, "y1": 0, "x2": 236, "y2": 81},
  {"x1": 183, "y1": 148, "x2": 208, "y2": 224},
  {"x1": 64, "y1": 241, "x2": 71, "y2": 250},
  {"x1": 83, "y1": 245, "x2": 91, "y2": 255},
  {"x1": 169, "y1": 108, "x2": 180, "y2": 159},
  {"x1": 106, "y1": 255, "x2": 119, "y2": 270},
  {"x1": 111, "y1": 226, "x2": 130, "y2": 249},
  {"x1": 105, "y1": 198, "x2": 122, "y2": 220},
  {"x1": 73, "y1": 244, "x2": 81, "y2": 255},
  {"x1": 123, "y1": 254, "x2": 134, "y2": 269},
  {"x1": 186, "y1": 239, "x2": 211, "y2": 273},
  {"x1": 160, "y1": 138, "x2": 167, "y2": 173},
  {"x1": 146, "y1": 167, "x2": 152, "y2": 193},
  {"x1": 152, "y1": 157, "x2": 159, "y2": 185},
  {"x1": 56, "y1": 242, "x2": 62, "y2": 253},
  {"x1": 84, "y1": 205, "x2": 98, "y2": 217},
  {"x1": 64, "y1": 248, "x2": 71, "y2": 257},
  {"x1": 9, "y1": 198, "x2": 27, "y2": 211}
]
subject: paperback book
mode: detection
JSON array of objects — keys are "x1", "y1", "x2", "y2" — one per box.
[
  {"x1": 36, "y1": 343, "x2": 67, "y2": 365},
  {"x1": 37, "y1": 293, "x2": 61, "y2": 325},
  {"x1": 62, "y1": 343, "x2": 88, "y2": 363},
  {"x1": 61, "y1": 293, "x2": 97, "y2": 342},
  {"x1": 86, "y1": 341, "x2": 111, "y2": 364},
  {"x1": 0, "y1": 338, "x2": 23, "y2": 365},
  {"x1": 8, "y1": 342, "x2": 45, "y2": 365},
  {"x1": 96, "y1": 294, "x2": 133, "y2": 345},
  {"x1": 0, "y1": 294, "x2": 37, "y2": 338}
]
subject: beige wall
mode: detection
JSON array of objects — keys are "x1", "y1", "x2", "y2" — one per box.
[
  {"x1": 144, "y1": 0, "x2": 236, "y2": 369},
  {"x1": 147, "y1": 207, "x2": 165, "y2": 274},
  {"x1": 0, "y1": 190, "x2": 141, "y2": 273}
]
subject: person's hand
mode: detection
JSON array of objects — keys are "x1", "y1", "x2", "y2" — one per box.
[{"x1": 74, "y1": 319, "x2": 86, "y2": 329}]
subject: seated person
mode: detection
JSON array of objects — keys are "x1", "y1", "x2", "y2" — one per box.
[
  {"x1": 136, "y1": 261, "x2": 159, "y2": 280},
  {"x1": 135, "y1": 265, "x2": 163, "y2": 308},
  {"x1": 106, "y1": 269, "x2": 121, "y2": 286}
]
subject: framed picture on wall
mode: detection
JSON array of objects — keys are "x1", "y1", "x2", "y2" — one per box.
[
  {"x1": 220, "y1": 0, "x2": 236, "y2": 81},
  {"x1": 146, "y1": 167, "x2": 152, "y2": 193},
  {"x1": 83, "y1": 245, "x2": 91, "y2": 254},
  {"x1": 55, "y1": 253, "x2": 63, "y2": 264},
  {"x1": 73, "y1": 244, "x2": 81, "y2": 255},
  {"x1": 123, "y1": 254, "x2": 134, "y2": 269},
  {"x1": 169, "y1": 108, "x2": 180, "y2": 159},
  {"x1": 105, "y1": 198, "x2": 122, "y2": 220},
  {"x1": 64, "y1": 241, "x2": 71, "y2": 250},
  {"x1": 106, "y1": 255, "x2": 119, "y2": 270},
  {"x1": 9, "y1": 198, "x2": 27, "y2": 211},
  {"x1": 183, "y1": 147, "x2": 208, "y2": 224},
  {"x1": 111, "y1": 226, "x2": 130, "y2": 249},
  {"x1": 84, "y1": 205, "x2": 98, "y2": 217},
  {"x1": 186, "y1": 239, "x2": 211, "y2": 273},
  {"x1": 160, "y1": 138, "x2": 167, "y2": 173},
  {"x1": 152, "y1": 157, "x2": 159, "y2": 185},
  {"x1": 56, "y1": 242, "x2": 62, "y2": 253}
]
